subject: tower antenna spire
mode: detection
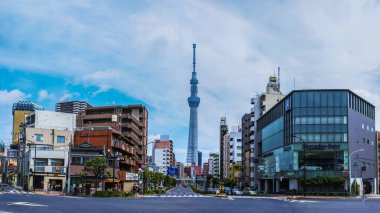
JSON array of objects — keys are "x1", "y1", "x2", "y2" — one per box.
[{"x1": 193, "y1": 44, "x2": 196, "y2": 73}]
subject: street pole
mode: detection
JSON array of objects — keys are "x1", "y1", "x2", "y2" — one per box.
[
  {"x1": 66, "y1": 143, "x2": 72, "y2": 194},
  {"x1": 33, "y1": 143, "x2": 36, "y2": 191},
  {"x1": 349, "y1": 149, "x2": 364, "y2": 195},
  {"x1": 113, "y1": 149, "x2": 115, "y2": 189}
]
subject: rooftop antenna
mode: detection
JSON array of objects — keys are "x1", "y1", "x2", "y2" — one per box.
[{"x1": 278, "y1": 66, "x2": 280, "y2": 90}]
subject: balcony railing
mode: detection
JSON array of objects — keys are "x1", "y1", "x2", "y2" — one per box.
[{"x1": 34, "y1": 166, "x2": 65, "y2": 173}]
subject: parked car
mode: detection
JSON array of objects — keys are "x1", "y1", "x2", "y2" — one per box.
[
  {"x1": 243, "y1": 188, "x2": 257, "y2": 196},
  {"x1": 206, "y1": 188, "x2": 216, "y2": 194},
  {"x1": 224, "y1": 187, "x2": 232, "y2": 195},
  {"x1": 232, "y1": 189, "x2": 243, "y2": 196}
]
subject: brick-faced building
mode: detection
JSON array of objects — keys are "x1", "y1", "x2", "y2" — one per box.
[
  {"x1": 76, "y1": 105, "x2": 148, "y2": 164},
  {"x1": 74, "y1": 127, "x2": 140, "y2": 192}
]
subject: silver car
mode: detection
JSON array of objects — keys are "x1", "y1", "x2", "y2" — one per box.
[{"x1": 232, "y1": 189, "x2": 243, "y2": 196}]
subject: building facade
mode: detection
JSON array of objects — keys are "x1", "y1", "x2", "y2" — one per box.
[
  {"x1": 26, "y1": 110, "x2": 76, "y2": 131},
  {"x1": 74, "y1": 127, "x2": 139, "y2": 192},
  {"x1": 256, "y1": 90, "x2": 377, "y2": 195},
  {"x1": 247, "y1": 75, "x2": 283, "y2": 188},
  {"x1": 219, "y1": 117, "x2": 228, "y2": 178},
  {"x1": 229, "y1": 126, "x2": 242, "y2": 182},
  {"x1": 12, "y1": 101, "x2": 43, "y2": 145},
  {"x1": 377, "y1": 131, "x2": 380, "y2": 193},
  {"x1": 208, "y1": 153, "x2": 220, "y2": 177},
  {"x1": 187, "y1": 44, "x2": 200, "y2": 165},
  {"x1": 202, "y1": 162, "x2": 209, "y2": 177},
  {"x1": 241, "y1": 113, "x2": 254, "y2": 188},
  {"x1": 152, "y1": 138, "x2": 175, "y2": 175},
  {"x1": 21, "y1": 127, "x2": 72, "y2": 191},
  {"x1": 55, "y1": 101, "x2": 92, "y2": 114},
  {"x1": 76, "y1": 105, "x2": 148, "y2": 164},
  {"x1": 223, "y1": 132, "x2": 230, "y2": 179},
  {"x1": 198, "y1": 151, "x2": 202, "y2": 168}
]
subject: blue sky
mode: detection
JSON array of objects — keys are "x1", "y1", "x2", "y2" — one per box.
[{"x1": 1, "y1": 1, "x2": 380, "y2": 163}]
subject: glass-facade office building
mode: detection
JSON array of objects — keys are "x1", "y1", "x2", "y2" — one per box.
[{"x1": 256, "y1": 90, "x2": 377, "y2": 194}]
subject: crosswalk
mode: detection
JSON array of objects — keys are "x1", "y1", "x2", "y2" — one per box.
[{"x1": 0, "y1": 189, "x2": 34, "y2": 195}]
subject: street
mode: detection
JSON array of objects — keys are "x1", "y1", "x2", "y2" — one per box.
[{"x1": 1, "y1": 186, "x2": 380, "y2": 213}]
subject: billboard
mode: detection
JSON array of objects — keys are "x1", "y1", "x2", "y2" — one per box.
[{"x1": 167, "y1": 166, "x2": 178, "y2": 176}]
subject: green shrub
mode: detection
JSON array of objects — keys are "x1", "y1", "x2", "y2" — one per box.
[{"x1": 190, "y1": 185, "x2": 206, "y2": 194}]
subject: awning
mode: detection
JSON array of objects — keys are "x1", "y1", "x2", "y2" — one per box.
[{"x1": 105, "y1": 178, "x2": 120, "y2": 183}]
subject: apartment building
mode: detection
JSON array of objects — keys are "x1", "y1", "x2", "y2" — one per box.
[
  {"x1": 153, "y1": 137, "x2": 175, "y2": 175},
  {"x1": 76, "y1": 105, "x2": 148, "y2": 164}
]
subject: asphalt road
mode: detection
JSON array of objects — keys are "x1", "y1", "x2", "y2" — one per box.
[{"x1": 1, "y1": 186, "x2": 380, "y2": 213}]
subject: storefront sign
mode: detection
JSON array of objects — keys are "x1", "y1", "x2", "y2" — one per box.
[
  {"x1": 303, "y1": 144, "x2": 340, "y2": 150},
  {"x1": 126, "y1": 172, "x2": 139, "y2": 181}
]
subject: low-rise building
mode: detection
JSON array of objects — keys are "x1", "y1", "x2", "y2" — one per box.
[{"x1": 74, "y1": 126, "x2": 139, "y2": 192}]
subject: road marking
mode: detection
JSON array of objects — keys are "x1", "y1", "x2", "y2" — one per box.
[
  {"x1": 288, "y1": 200, "x2": 319, "y2": 203},
  {"x1": 7, "y1": 202, "x2": 48, "y2": 207}
]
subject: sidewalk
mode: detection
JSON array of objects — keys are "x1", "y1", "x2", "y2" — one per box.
[{"x1": 33, "y1": 191, "x2": 63, "y2": 196}]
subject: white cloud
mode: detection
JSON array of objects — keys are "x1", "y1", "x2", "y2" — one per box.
[
  {"x1": 1, "y1": 1, "x2": 380, "y2": 162},
  {"x1": 38, "y1": 89, "x2": 55, "y2": 101},
  {"x1": 59, "y1": 91, "x2": 80, "y2": 102},
  {"x1": 0, "y1": 89, "x2": 30, "y2": 105}
]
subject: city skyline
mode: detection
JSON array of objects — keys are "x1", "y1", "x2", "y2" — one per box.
[{"x1": 1, "y1": 1, "x2": 380, "y2": 164}]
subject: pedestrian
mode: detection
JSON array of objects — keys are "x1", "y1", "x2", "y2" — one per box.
[{"x1": 47, "y1": 182, "x2": 51, "y2": 193}]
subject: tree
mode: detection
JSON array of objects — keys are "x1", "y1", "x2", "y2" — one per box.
[{"x1": 83, "y1": 157, "x2": 107, "y2": 191}]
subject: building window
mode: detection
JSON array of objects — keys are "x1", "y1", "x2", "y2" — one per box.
[
  {"x1": 71, "y1": 157, "x2": 82, "y2": 165},
  {"x1": 362, "y1": 124, "x2": 365, "y2": 129},
  {"x1": 35, "y1": 134, "x2": 43, "y2": 142},
  {"x1": 57, "y1": 136, "x2": 65, "y2": 143}
]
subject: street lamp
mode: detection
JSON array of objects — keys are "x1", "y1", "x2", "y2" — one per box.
[
  {"x1": 349, "y1": 149, "x2": 364, "y2": 195},
  {"x1": 293, "y1": 135, "x2": 306, "y2": 197}
]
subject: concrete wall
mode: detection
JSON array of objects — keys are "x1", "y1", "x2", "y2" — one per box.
[
  {"x1": 26, "y1": 128, "x2": 72, "y2": 149},
  {"x1": 34, "y1": 110, "x2": 76, "y2": 131}
]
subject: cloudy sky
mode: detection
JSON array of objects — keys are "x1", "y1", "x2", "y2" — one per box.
[{"x1": 1, "y1": 1, "x2": 380, "y2": 163}]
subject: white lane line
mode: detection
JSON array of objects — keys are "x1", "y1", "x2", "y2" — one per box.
[
  {"x1": 288, "y1": 200, "x2": 319, "y2": 203},
  {"x1": 8, "y1": 202, "x2": 48, "y2": 207}
]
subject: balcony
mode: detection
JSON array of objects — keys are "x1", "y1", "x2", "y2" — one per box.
[
  {"x1": 250, "y1": 117, "x2": 255, "y2": 123},
  {"x1": 251, "y1": 98, "x2": 255, "y2": 104},
  {"x1": 250, "y1": 135, "x2": 255, "y2": 141},
  {"x1": 34, "y1": 165, "x2": 64, "y2": 173},
  {"x1": 250, "y1": 126, "x2": 255, "y2": 131},
  {"x1": 250, "y1": 144, "x2": 254, "y2": 149},
  {"x1": 83, "y1": 114, "x2": 113, "y2": 120},
  {"x1": 250, "y1": 107, "x2": 255, "y2": 113},
  {"x1": 250, "y1": 152, "x2": 254, "y2": 158}
]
